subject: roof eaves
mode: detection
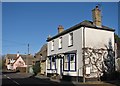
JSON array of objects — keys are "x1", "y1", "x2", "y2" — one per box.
[
  {"x1": 47, "y1": 24, "x2": 83, "y2": 42},
  {"x1": 46, "y1": 20, "x2": 115, "y2": 42}
]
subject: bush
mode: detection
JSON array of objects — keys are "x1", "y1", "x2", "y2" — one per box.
[
  {"x1": 100, "y1": 71, "x2": 120, "y2": 81},
  {"x1": 33, "y1": 61, "x2": 40, "y2": 75}
]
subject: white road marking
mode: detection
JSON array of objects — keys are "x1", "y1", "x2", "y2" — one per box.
[
  {"x1": 4, "y1": 74, "x2": 20, "y2": 85},
  {"x1": 12, "y1": 80, "x2": 20, "y2": 85},
  {"x1": 7, "y1": 77, "x2": 10, "y2": 79}
]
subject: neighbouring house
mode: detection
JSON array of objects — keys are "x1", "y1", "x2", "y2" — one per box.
[
  {"x1": 46, "y1": 6, "x2": 115, "y2": 81},
  {"x1": 5, "y1": 53, "x2": 34, "y2": 72},
  {"x1": 34, "y1": 44, "x2": 47, "y2": 75}
]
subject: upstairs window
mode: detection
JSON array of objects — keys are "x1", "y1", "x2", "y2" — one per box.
[
  {"x1": 51, "y1": 40, "x2": 54, "y2": 51},
  {"x1": 59, "y1": 37, "x2": 62, "y2": 49},
  {"x1": 68, "y1": 33, "x2": 73, "y2": 46}
]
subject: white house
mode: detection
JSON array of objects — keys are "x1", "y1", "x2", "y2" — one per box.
[{"x1": 46, "y1": 6, "x2": 115, "y2": 81}]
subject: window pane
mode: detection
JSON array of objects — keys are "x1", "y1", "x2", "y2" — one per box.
[
  {"x1": 64, "y1": 62, "x2": 69, "y2": 70},
  {"x1": 64, "y1": 55, "x2": 69, "y2": 62},
  {"x1": 52, "y1": 57, "x2": 55, "y2": 62},
  {"x1": 69, "y1": 33, "x2": 73, "y2": 46},
  {"x1": 59, "y1": 37, "x2": 62, "y2": 48},
  {"x1": 64, "y1": 55, "x2": 69, "y2": 70},
  {"x1": 51, "y1": 40, "x2": 54, "y2": 50},
  {"x1": 51, "y1": 62, "x2": 56, "y2": 69},
  {"x1": 70, "y1": 54, "x2": 75, "y2": 62},
  {"x1": 70, "y1": 63, "x2": 75, "y2": 70},
  {"x1": 70, "y1": 54, "x2": 75, "y2": 70}
]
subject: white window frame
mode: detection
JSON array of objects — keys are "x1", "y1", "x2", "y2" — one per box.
[
  {"x1": 70, "y1": 54, "x2": 75, "y2": 70},
  {"x1": 68, "y1": 32, "x2": 73, "y2": 46},
  {"x1": 63, "y1": 53, "x2": 76, "y2": 71},
  {"x1": 64, "y1": 55, "x2": 69, "y2": 70},
  {"x1": 59, "y1": 37, "x2": 62, "y2": 49},
  {"x1": 51, "y1": 40, "x2": 54, "y2": 51}
]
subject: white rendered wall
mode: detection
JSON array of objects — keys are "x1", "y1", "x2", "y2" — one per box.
[
  {"x1": 47, "y1": 26, "x2": 114, "y2": 77},
  {"x1": 85, "y1": 27, "x2": 114, "y2": 50},
  {"x1": 47, "y1": 27, "x2": 83, "y2": 76}
]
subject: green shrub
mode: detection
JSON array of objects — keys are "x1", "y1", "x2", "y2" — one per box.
[{"x1": 33, "y1": 61, "x2": 40, "y2": 75}]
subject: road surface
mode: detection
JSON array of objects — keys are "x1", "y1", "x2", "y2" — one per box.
[{"x1": 1, "y1": 71, "x2": 118, "y2": 86}]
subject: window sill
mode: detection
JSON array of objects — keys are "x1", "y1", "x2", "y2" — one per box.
[
  {"x1": 63, "y1": 70, "x2": 76, "y2": 72},
  {"x1": 58, "y1": 48, "x2": 62, "y2": 50},
  {"x1": 51, "y1": 50, "x2": 54, "y2": 52},
  {"x1": 68, "y1": 45, "x2": 73, "y2": 47}
]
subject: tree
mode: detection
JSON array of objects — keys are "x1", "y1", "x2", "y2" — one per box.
[
  {"x1": 115, "y1": 34, "x2": 120, "y2": 71},
  {"x1": 33, "y1": 61, "x2": 40, "y2": 75},
  {"x1": 115, "y1": 34, "x2": 120, "y2": 43},
  {"x1": 1, "y1": 55, "x2": 6, "y2": 69}
]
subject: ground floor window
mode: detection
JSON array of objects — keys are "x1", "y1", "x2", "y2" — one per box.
[
  {"x1": 63, "y1": 53, "x2": 76, "y2": 71},
  {"x1": 47, "y1": 56, "x2": 56, "y2": 70}
]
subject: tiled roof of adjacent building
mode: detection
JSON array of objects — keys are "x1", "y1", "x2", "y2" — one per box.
[{"x1": 47, "y1": 20, "x2": 115, "y2": 42}]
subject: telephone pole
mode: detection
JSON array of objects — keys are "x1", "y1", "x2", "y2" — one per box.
[
  {"x1": 26, "y1": 43, "x2": 29, "y2": 73},
  {"x1": 28, "y1": 43, "x2": 29, "y2": 55}
]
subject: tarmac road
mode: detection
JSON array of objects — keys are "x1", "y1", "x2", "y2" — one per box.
[{"x1": 1, "y1": 71, "x2": 118, "y2": 86}]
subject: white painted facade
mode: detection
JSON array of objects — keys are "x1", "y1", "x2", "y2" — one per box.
[
  {"x1": 47, "y1": 27, "x2": 83, "y2": 76},
  {"x1": 85, "y1": 27, "x2": 114, "y2": 50},
  {"x1": 47, "y1": 26, "x2": 115, "y2": 78}
]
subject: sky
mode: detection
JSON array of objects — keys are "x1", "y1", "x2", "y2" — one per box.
[
  {"x1": 2, "y1": 2, "x2": 118, "y2": 55},
  {"x1": 2, "y1": 0, "x2": 120, "y2": 2}
]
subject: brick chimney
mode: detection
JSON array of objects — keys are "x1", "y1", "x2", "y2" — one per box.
[
  {"x1": 92, "y1": 6, "x2": 102, "y2": 27},
  {"x1": 58, "y1": 25, "x2": 64, "y2": 33}
]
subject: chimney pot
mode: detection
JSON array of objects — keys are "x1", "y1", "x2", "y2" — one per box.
[
  {"x1": 47, "y1": 35, "x2": 51, "y2": 40},
  {"x1": 58, "y1": 25, "x2": 64, "y2": 33}
]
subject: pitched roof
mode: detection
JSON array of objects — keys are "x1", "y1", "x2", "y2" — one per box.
[
  {"x1": 6, "y1": 54, "x2": 34, "y2": 65},
  {"x1": 47, "y1": 20, "x2": 115, "y2": 42},
  {"x1": 6, "y1": 54, "x2": 17, "y2": 59},
  {"x1": 35, "y1": 44, "x2": 47, "y2": 61},
  {"x1": 21, "y1": 55, "x2": 34, "y2": 65}
]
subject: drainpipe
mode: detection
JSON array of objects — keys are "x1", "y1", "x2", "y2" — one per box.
[{"x1": 83, "y1": 26, "x2": 86, "y2": 83}]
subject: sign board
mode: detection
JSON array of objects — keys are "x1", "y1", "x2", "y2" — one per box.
[{"x1": 86, "y1": 66, "x2": 90, "y2": 75}]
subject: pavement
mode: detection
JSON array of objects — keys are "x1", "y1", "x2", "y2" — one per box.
[{"x1": 35, "y1": 74, "x2": 119, "y2": 86}]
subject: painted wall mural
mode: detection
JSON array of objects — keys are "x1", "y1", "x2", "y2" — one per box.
[{"x1": 83, "y1": 47, "x2": 115, "y2": 78}]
